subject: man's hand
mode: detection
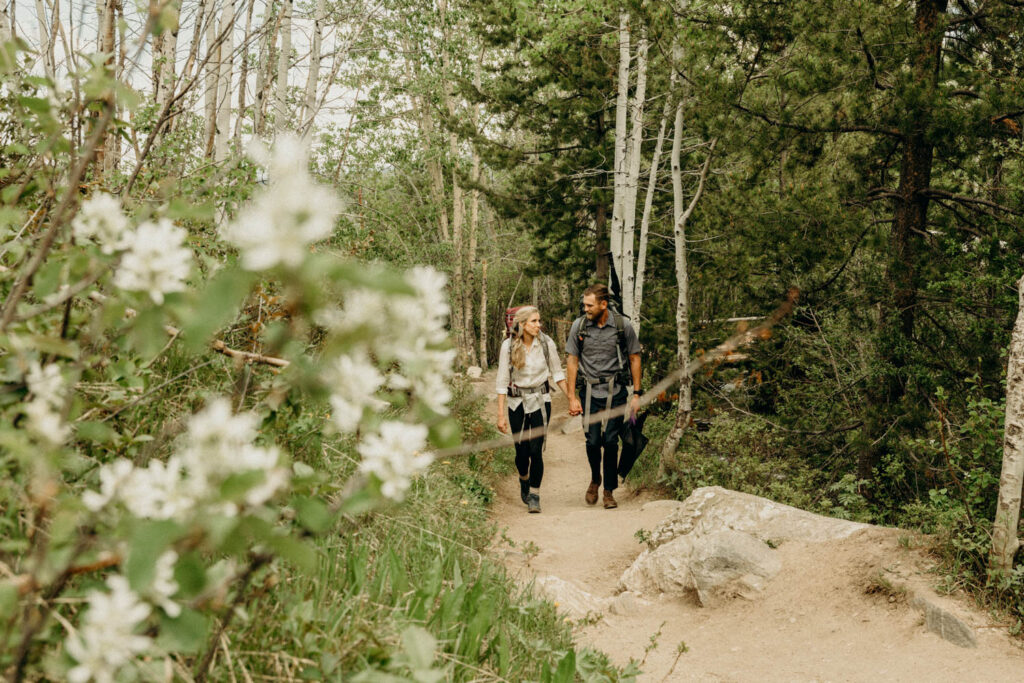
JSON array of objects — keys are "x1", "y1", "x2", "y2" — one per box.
[
  {"x1": 568, "y1": 396, "x2": 582, "y2": 416},
  {"x1": 630, "y1": 393, "x2": 640, "y2": 420},
  {"x1": 497, "y1": 415, "x2": 509, "y2": 434}
]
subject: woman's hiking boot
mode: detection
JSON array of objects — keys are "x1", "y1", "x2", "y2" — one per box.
[
  {"x1": 585, "y1": 481, "x2": 600, "y2": 506},
  {"x1": 527, "y1": 493, "x2": 541, "y2": 513},
  {"x1": 519, "y1": 477, "x2": 530, "y2": 505},
  {"x1": 603, "y1": 490, "x2": 617, "y2": 509}
]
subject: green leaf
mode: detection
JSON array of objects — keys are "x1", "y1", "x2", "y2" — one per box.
[
  {"x1": 157, "y1": 607, "x2": 210, "y2": 654},
  {"x1": 75, "y1": 421, "x2": 119, "y2": 444},
  {"x1": 181, "y1": 267, "x2": 257, "y2": 354},
  {"x1": 172, "y1": 551, "x2": 207, "y2": 598},
  {"x1": 294, "y1": 496, "x2": 333, "y2": 534},
  {"x1": 125, "y1": 519, "x2": 179, "y2": 591},
  {"x1": 0, "y1": 582, "x2": 18, "y2": 620},
  {"x1": 11, "y1": 334, "x2": 79, "y2": 359},
  {"x1": 401, "y1": 625, "x2": 437, "y2": 671}
]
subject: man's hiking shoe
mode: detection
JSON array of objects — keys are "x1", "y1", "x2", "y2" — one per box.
[
  {"x1": 527, "y1": 494, "x2": 541, "y2": 513},
  {"x1": 519, "y1": 478, "x2": 530, "y2": 505},
  {"x1": 603, "y1": 490, "x2": 617, "y2": 509},
  {"x1": 585, "y1": 481, "x2": 600, "y2": 506}
]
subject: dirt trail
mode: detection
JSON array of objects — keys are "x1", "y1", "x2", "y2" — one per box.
[{"x1": 478, "y1": 375, "x2": 1024, "y2": 682}]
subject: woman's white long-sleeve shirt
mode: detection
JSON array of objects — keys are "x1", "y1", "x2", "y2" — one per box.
[{"x1": 495, "y1": 334, "x2": 565, "y2": 414}]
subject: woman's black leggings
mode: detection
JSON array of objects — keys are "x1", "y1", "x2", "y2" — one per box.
[{"x1": 508, "y1": 402, "x2": 551, "y2": 488}]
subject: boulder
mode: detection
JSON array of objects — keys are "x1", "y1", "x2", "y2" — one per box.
[
  {"x1": 608, "y1": 591, "x2": 652, "y2": 616},
  {"x1": 619, "y1": 530, "x2": 780, "y2": 606},
  {"x1": 533, "y1": 575, "x2": 608, "y2": 619},
  {"x1": 466, "y1": 366, "x2": 483, "y2": 379},
  {"x1": 910, "y1": 593, "x2": 978, "y2": 648},
  {"x1": 621, "y1": 487, "x2": 866, "y2": 606},
  {"x1": 645, "y1": 486, "x2": 869, "y2": 550},
  {"x1": 561, "y1": 416, "x2": 583, "y2": 434}
]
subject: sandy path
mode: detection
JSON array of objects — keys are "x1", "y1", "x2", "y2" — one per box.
[{"x1": 479, "y1": 376, "x2": 1024, "y2": 682}]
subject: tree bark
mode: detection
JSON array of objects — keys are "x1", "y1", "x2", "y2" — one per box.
[
  {"x1": 34, "y1": 0, "x2": 54, "y2": 80},
  {"x1": 634, "y1": 87, "x2": 673, "y2": 336},
  {"x1": 479, "y1": 259, "x2": 488, "y2": 368},
  {"x1": 859, "y1": 0, "x2": 947, "y2": 482},
  {"x1": 214, "y1": 0, "x2": 235, "y2": 160},
  {"x1": 203, "y1": 0, "x2": 219, "y2": 157},
  {"x1": 234, "y1": 0, "x2": 254, "y2": 142},
  {"x1": 659, "y1": 90, "x2": 715, "y2": 473},
  {"x1": 302, "y1": 0, "x2": 325, "y2": 131},
  {"x1": 274, "y1": 0, "x2": 292, "y2": 133},
  {"x1": 253, "y1": 0, "x2": 278, "y2": 137},
  {"x1": 621, "y1": 29, "x2": 647, "y2": 328},
  {"x1": 990, "y1": 276, "x2": 1024, "y2": 577},
  {"x1": 464, "y1": 47, "x2": 484, "y2": 367},
  {"x1": 609, "y1": 11, "x2": 630, "y2": 292}
]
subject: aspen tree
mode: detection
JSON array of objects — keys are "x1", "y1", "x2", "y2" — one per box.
[
  {"x1": 214, "y1": 0, "x2": 234, "y2": 160},
  {"x1": 303, "y1": 0, "x2": 325, "y2": 130},
  {"x1": 620, "y1": 29, "x2": 647, "y2": 328},
  {"x1": 203, "y1": 0, "x2": 219, "y2": 156},
  {"x1": 254, "y1": 0, "x2": 278, "y2": 136},
  {"x1": 234, "y1": 0, "x2": 255, "y2": 141},
  {"x1": 990, "y1": 276, "x2": 1024, "y2": 577},
  {"x1": 274, "y1": 0, "x2": 292, "y2": 132},
  {"x1": 609, "y1": 11, "x2": 630, "y2": 293}
]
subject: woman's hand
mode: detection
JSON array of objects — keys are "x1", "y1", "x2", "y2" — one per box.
[{"x1": 497, "y1": 415, "x2": 509, "y2": 434}]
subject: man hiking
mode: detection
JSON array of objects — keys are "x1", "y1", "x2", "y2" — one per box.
[{"x1": 565, "y1": 284, "x2": 642, "y2": 509}]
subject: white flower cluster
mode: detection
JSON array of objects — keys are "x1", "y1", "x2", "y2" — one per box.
[
  {"x1": 113, "y1": 218, "x2": 192, "y2": 304},
  {"x1": 358, "y1": 422, "x2": 432, "y2": 501},
  {"x1": 66, "y1": 576, "x2": 152, "y2": 683},
  {"x1": 327, "y1": 352, "x2": 385, "y2": 433},
  {"x1": 72, "y1": 193, "x2": 131, "y2": 254},
  {"x1": 24, "y1": 361, "x2": 69, "y2": 445},
  {"x1": 320, "y1": 266, "x2": 456, "y2": 419},
  {"x1": 221, "y1": 134, "x2": 342, "y2": 270},
  {"x1": 83, "y1": 399, "x2": 289, "y2": 519}
]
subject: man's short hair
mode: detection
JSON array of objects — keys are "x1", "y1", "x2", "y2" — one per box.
[{"x1": 583, "y1": 283, "x2": 610, "y2": 304}]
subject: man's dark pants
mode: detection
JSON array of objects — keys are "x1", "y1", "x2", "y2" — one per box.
[{"x1": 584, "y1": 387, "x2": 628, "y2": 492}]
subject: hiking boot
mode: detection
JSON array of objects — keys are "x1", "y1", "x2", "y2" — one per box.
[
  {"x1": 527, "y1": 493, "x2": 541, "y2": 513},
  {"x1": 519, "y1": 477, "x2": 530, "y2": 505},
  {"x1": 585, "y1": 481, "x2": 600, "y2": 506},
  {"x1": 603, "y1": 490, "x2": 617, "y2": 509}
]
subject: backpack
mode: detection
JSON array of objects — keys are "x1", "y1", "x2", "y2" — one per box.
[
  {"x1": 572, "y1": 308, "x2": 631, "y2": 384},
  {"x1": 503, "y1": 307, "x2": 552, "y2": 386}
]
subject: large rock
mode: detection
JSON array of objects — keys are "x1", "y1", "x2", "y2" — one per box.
[
  {"x1": 619, "y1": 529, "x2": 781, "y2": 606},
  {"x1": 533, "y1": 575, "x2": 608, "y2": 619},
  {"x1": 645, "y1": 486, "x2": 869, "y2": 550},
  {"x1": 466, "y1": 366, "x2": 483, "y2": 379},
  {"x1": 620, "y1": 487, "x2": 866, "y2": 606}
]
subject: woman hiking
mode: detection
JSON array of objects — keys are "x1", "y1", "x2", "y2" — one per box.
[{"x1": 496, "y1": 306, "x2": 568, "y2": 513}]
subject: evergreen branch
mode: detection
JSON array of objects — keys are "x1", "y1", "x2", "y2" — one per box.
[{"x1": 732, "y1": 103, "x2": 903, "y2": 138}]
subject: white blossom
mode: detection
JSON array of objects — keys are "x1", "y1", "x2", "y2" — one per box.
[
  {"x1": 83, "y1": 399, "x2": 289, "y2": 520},
  {"x1": 72, "y1": 193, "x2": 131, "y2": 254},
  {"x1": 358, "y1": 422, "x2": 432, "y2": 501},
  {"x1": 328, "y1": 353, "x2": 385, "y2": 433},
  {"x1": 24, "y1": 362, "x2": 69, "y2": 445},
  {"x1": 222, "y1": 134, "x2": 341, "y2": 270},
  {"x1": 66, "y1": 576, "x2": 152, "y2": 683},
  {"x1": 113, "y1": 218, "x2": 192, "y2": 304},
  {"x1": 150, "y1": 551, "x2": 181, "y2": 617}
]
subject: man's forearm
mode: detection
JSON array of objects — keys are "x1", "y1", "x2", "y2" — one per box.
[{"x1": 566, "y1": 356, "x2": 579, "y2": 399}]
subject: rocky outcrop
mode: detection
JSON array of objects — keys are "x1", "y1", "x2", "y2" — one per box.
[
  {"x1": 533, "y1": 575, "x2": 607, "y2": 619},
  {"x1": 620, "y1": 487, "x2": 868, "y2": 606}
]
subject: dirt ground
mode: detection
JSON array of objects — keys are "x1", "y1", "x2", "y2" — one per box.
[{"x1": 478, "y1": 375, "x2": 1024, "y2": 682}]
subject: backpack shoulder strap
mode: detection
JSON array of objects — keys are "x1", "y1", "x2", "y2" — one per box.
[{"x1": 539, "y1": 332, "x2": 552, "y2": 369}]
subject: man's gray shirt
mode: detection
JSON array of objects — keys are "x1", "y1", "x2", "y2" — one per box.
[{"x1": 565, "y1": 312, "x2": 641, "y2": 399}]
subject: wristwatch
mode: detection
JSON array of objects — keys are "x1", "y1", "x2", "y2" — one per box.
[{"x1": 633, "y1": 389, "x2": 644, "y2": 396}]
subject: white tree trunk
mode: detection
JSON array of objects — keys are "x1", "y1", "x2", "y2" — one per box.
[
  {"x1": 0, "y1": 3, "x2": 12, "y2": 44},
  {"x1": 34, "y1": 0, "x2": 54, "y2": 80},
  {"x1": 274, "y1": 0, "x2": 292, "y2": 133},
  {"x1": 658, "y1": 91, "x2": 715, "y2": 470},
  {"x1": 609, "y1": 11, "x2": 630, "y2": 292},
  {"x1": 234, "y1": 0, "x2": 254, "y2": 141},
  {"x1": 214, "y1": 0, "x2": 235, "y2": 160},
  {"x1": 463, "y1": 48, "x2": 483, "y2": 367},
  {"x1": 479, "y1": 258, "x2": 488, "y2": 368},
  {"x1": 154, "y1": 3, "x2": 179, "y2": 111},
  {"x1": 634, "y1": 86, "x2": 674, "y2": 337},
  {"x1": 203, "y1": 0, "x2": 219, "y2": 157},
  {"x1": 253, "y1": 0, "x2": 277, "y2": 137},
  {"x1": 621, "y1": 29, "x2": 647, "y2": 328},
  {"x1": 990, "y1": 275, "x2": 1024, "y2": 576},
  {"x1": 302, "y1": 0, "x2": 325, "y2": 132}
]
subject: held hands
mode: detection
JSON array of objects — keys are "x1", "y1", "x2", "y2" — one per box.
[
  {"x1": 630, "y1": 393, "x2": 640, "y2": 420},
  {"x1": 568, "y1": 396, "x2": 582, "y2": 416}
]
